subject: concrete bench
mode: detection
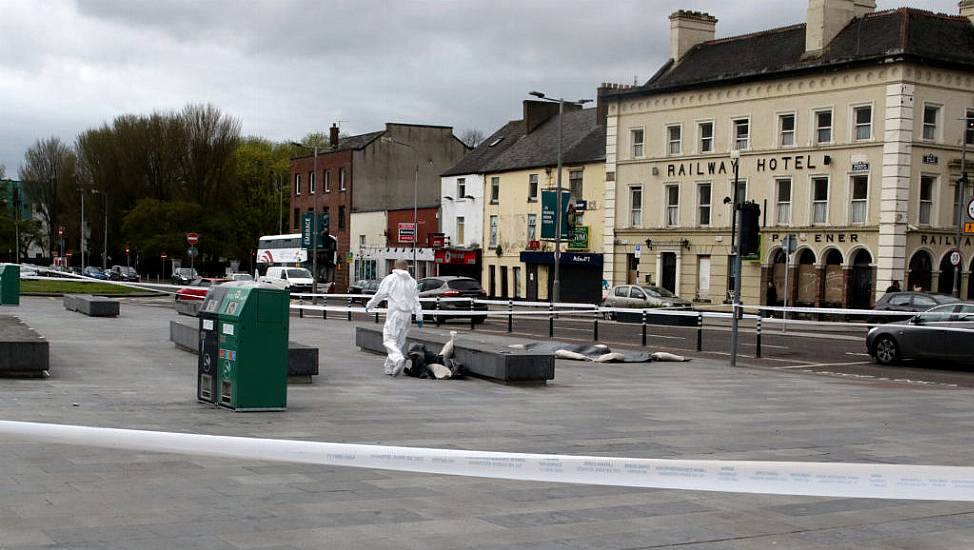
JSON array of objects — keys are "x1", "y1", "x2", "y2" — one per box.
[
  {"x1": 169, "y1": 318, "x2": 318, "y2": 383},
  {"x1": 63, "y1": 294, "x2": 120, "y2": 317},
  {"x1": 355, "y1": 325, "x2": 554, "y2": 384},
  {"x1": 173, "y1": 299, "x2": 202, "y2": 317},
  {"x1": 0, "y1": 315, "x2": 49, "y2": 377}
]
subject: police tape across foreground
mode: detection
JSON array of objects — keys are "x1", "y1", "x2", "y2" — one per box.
[{"x1": 2, "y1": 420, "x2": 974, "y2": 502}]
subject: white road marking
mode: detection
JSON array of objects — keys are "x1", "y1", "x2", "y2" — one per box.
[
  {"x1": 775, "y1": 360, "x2": 873, "y2": 370},
  {"x1": 845, "y1": 352, "x2": 872, "y2": 357}
]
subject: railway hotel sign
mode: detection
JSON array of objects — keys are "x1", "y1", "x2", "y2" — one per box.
[{"x1": 666, "y1": 154, "x2": 827, "y2": 178}]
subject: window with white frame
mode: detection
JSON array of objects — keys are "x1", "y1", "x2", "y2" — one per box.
[
  {"x1": 324, "y1": 170, "x2": 330, "y2": 192},
  {"x1": 733, "y1": 179, "x2": 747, "y2": 204},
  {"x1": 457, "y1": 177, "x2": 465, "y2": 198},
  {"x1": 812, "y1": 176, "x2": 829, "y2": 224},
  {"x1": 339, "y1": 168, "x2": 346, "y2": 191},
  {"x1": 489, "y1": 215, "x2": 498, "y2": 247},
  {"x1": 630, "y1": 128, "x2": 644, "y2": 158},
  {"x1": 528, "y1": 174, "x2": 538, "y2": 201},
  {"x1": 853, "y1": 105, "x2": 872, "y2": 140},
  {"x1": 733, "y1": 118, "x2": 750, "y2": 150},
  {"x1": 527, "y1": 213, "x2": 537, "y2": 241},
  {"x1": 922, "y1": 105, "x2": 940, "y2": 141},
  {"x1": 775, "y1": 178, "x2": 792, "y2": 225},
  {"x1": 309, "y1": 171, "x2": 316, "y2": 194},
  {"x1": 850, "y1": 175, "x2": 868, "y2": 224},
  {"x1": 629, "y1": 186, "x2": 642, "y2": 227},
  {"x1": 456, "y1": 216, "x2": 465, "y2": 244},
  {"x1": 815, "y1": 109, "x2": 833, "y2": 143},
  {"x1": 919, "y1": 175, "x2": 934, "y2": 225},
  {"x1": 665, "y1": 185, "x2": 679, "y2": 226},
  {"x1": 294, "y1": 173, "x2": 302, "y2": 195},
  {"x1": 779, "y1": 113, "x2": 795, "y2": 147},
  {"x1": 667, "y1": 124, "x2": 682, "y2": 155},
  {"x1": 490, "y1": 177, "x2": 499, "y2": 202},
  {"x1": 698, "y1": 121, "x2": 714, "y2": 153},
  {"x1": 697, "y1": 183, "x2": 711, "y2": 226}
]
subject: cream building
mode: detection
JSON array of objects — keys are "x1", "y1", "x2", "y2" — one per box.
[{"x1": 603, "y1": 1, "x2": 974, "y2": 308}]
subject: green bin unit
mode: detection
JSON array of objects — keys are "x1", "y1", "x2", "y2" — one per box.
[
  {"x1": 215, "y1": 284, "x2": 289, "y2": 411},
  {"x1": 0, "y1": 264, "x2": 20, "y2": 306}
]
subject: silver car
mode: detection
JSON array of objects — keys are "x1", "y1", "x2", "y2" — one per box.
[
  {"x1": 602, "y1": 284, "x2": 692, "y2": 312},
  {"x1": 866, "y1": 303, "x2": 974, "y2": 365}
]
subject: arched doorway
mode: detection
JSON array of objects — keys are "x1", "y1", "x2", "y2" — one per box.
[
  {"x1": 796, "y1": 249, "x2": 817, "y2": 305},
  {"x1": 850, "y1": 249, "x2": 873, "y2": 309},
  {"x1": 661, "y1": 252, "x2": 677, "y2": 294},
  {"x1": 908, "y1": 250, "x2": 932, "y2": 292},
  {"x1": 938, "y1": 253, "x2": 959, "y2": 296},
  {"x1": 822, "y1": 249, "x2": 843, "y2": 306}
]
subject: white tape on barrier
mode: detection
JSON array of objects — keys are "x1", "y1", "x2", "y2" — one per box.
[{"x1": 2, "y1": 420, "x2": 974, "y2": 501}]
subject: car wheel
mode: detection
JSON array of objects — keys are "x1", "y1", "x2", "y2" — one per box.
[{"x1": 873, "y1": 335, "x2": 900, "y2": 365}]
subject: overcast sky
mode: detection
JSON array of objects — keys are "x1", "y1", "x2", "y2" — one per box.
[{"x1": 0, "y1": 0, "x2": 961, "y2": 174}]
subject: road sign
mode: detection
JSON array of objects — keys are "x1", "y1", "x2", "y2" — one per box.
[
  {"x1": 966, "y1": 222, "x2": 974, "y2": 234},
  {"x1": 950, "y1": 250, "x2": 962, "y2": 266},
  {"x1": 398, "y1": 222, "x2": 416, "y2": 243},
  {"x1": 187, "y1": 246, "x2": 198, "y2": 258},
  {"x1": 161, "y1": 252, "x2": 168, "y2": 259},
  {"x1": 186, "y1": 232, "x2": 199, "y2": 246},
  {"x1": 634, "y1": 244, "x2": 641, "y2": 259},
  {"x1": 968, "y1": 198, "x2": 974, "y2": 220},
  {"x1": 783, "y1": 234, "x2": 798, "y2": 254}
]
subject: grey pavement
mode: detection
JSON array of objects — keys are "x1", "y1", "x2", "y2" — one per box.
[{"x1": 1, "y1": 296, "x2": 974, "y2": 548}]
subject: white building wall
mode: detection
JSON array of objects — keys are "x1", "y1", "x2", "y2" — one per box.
[{"x1": 440, "y1": 174, "x2": 484, "y2": 247}]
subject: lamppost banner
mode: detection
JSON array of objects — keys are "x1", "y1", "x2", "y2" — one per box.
[{"x1": 541, "y1": 190, "x2": 571, "y2": 239}]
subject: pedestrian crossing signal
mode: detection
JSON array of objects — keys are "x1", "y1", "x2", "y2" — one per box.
[{"x1": 739, "y1": 202, "x2": 761, "y2": 256}]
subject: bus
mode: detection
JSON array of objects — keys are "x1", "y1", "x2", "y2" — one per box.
[{"x1": 256, "y1": 234, "x2": 307, "y2": 275}]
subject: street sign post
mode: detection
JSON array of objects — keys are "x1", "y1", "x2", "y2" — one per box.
[
  {"x1": 950, "y1": 250, "x2": 962, "y2": 267},
  {"x1": 398, "y1": 222, "x2": 416, "y2": 243},
  {"x1": 634, "y1": 244, "x2": 641, "y2": 259}
]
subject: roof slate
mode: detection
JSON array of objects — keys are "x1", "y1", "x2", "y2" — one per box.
[
  {"x1": 291, "y1": 131, "x2": 384, "y2": 160},
  {"x1": 482, "y1": 108, "x2": 605, "y2": 173},
  {"x1": 615, "y1": 8, "x2": 974, "y2": 98},
  {"x1": 440, "y1": 120, "x2": 524, "y2": 177}
]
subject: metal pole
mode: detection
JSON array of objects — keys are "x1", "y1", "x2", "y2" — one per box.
[
  {"x1": 13, "y1": 188, "x2": 19, "y2": 264},
  {"x1": 696, "y1": 312, "x2": 703, "y2": 352},
  {"x1": 553, "y1": 99, "x2": 564, "y2": 304},
  {"x1": 641, "y1": 310, "x2": 647, "y2": 346},
  {"x1": 782, "y1": 244, "x2": 790, "y2": 334},
  {"x1": 954, "y1": 120, "x2": 968, "y2": 298},
  {"x1": 755, "y1": 317, "x2": 763, "y2": 358},
  {"x1": 729, "y1": 158, "x2": 743, "y2": 368},
  {"x1": 102, "y1": 192, "x2": 107, "y2": 270},
  {"x1": 312, "y1": 147, "x2": 319, "y2": 305},
  {"x1": 413, "y1": 163, "x2": 418, "y2": 276},
  {"x1": 80, "y1": 190, "x2": 85, "y2": 271},
  {"x1": 278, "y1": 174, "x2": 284, "y2": 235},
  {"x1": 507, "y1": 299, "x2": 513, "y2": 333}
]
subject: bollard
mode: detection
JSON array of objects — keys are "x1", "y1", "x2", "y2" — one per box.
[
  {"x1": 755, "y1": 317, "x2": 763, "y2": 358},
  {"x1": 435, "y1": 297, "x2": 441, "y2": 327},
  {"x1": 299, "y1": 297, "x2": 304, "y2": 318},
  {"x1": 323, "y1": 296, "x2": 327, "y2": 320},
  {"x1": 696, "y1": 312, "x2": 703, "y2": 352},
  {"x1": 593, "y1": 309, "x2": 599, "y2": 341},
  {"x1": 507, "y1": 299, "x2": 513, "y2": 333},
  {"x1": 347, "y1": 297, "x2": 352, "y2": 322},
  {"x1": 469, "y1": 299, "x2": 475, "y2": 331},
  {"x1": 548, "y1": 302, "x2": 554, "y2": 338},
  {"x1": 641, "y1": 309, "x2": 647, "y2": 347},
  {"x1": 374, "y1": 309, "x2": 379, "y2": 324}
]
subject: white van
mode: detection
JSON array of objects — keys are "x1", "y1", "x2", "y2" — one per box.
[{"x1": 258, "y1": 266, "x2": 316, "y2": 295}]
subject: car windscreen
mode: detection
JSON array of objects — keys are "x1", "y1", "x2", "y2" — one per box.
[
  {"x1": 448, "y1": 279, "x2": 482, "y2": 291},
  {"x1": 286, "y1": 269, "x2": 312, "y2": 279}
]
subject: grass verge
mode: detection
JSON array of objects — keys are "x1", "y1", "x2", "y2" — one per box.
[{"x1": 21, "y1": 279, "x2": 156, "y2": 295}]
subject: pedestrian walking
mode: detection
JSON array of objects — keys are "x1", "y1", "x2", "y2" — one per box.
[{"x1": 366, "y1": 260, "x2": 423, "y2": 376}]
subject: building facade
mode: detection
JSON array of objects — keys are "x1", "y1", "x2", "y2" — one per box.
[{"x1": 604, "y1": 1, "x2": 974, "y2": 307}]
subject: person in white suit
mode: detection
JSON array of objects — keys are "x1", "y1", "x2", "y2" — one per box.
[{"x1": 366, "y1": 260, "x2": 423, "y2": 376}]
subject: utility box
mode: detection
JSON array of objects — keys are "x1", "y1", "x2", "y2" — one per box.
[
  {"x1": 0, "y1": 264, "x2": 20, "y2": 306},
  {"x1": 196, "y1": 282, "x2": 289, "y2": 411}
]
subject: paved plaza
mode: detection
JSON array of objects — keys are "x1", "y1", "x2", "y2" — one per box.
[{"x1": 2, "y1": 297, "x2": 974, "y2": 549}]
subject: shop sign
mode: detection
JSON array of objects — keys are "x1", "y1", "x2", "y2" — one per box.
[
  {"x1": 574, "y1": 200, "x2": 588, "y2": 211},
  {"x1": 922, "y1": 153, "x2": 939, "y2": 165},
  {"x1": 428, "y1": 233, "x2": 446, "y2": 248},
  {"x1": 769, "y1": 232, "x2": 861, "y2": 244},
  {"x1": 851, "y1": 160, "x2": 870, "y2": 172},
  {"x1": 527, "y1": 240, "x2": 541, "y2": 250},
  {"x1": 397, "y1": 222, "x2": 416, "y2": 243},
  {"x1": 434, "y1": 249, "x2": 478, "y2": 265},
  {"x1": 568, "y1": 226, "x2": 590, "y2": 250}
]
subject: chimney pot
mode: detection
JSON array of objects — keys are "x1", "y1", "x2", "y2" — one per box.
[
  {"x1": 669, "y1": 10, "x2": 717, "y2": 63},
  {"x1": 329, "y1": 123, "x2": 339, "y2": 147}
]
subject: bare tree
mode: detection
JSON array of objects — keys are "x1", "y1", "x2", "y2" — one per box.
[
  {"x1": 19, "y1": 137, "x2": 77, "y2": 254},
  {"x1": 459, "y1": 128, "x2": 485, "y2": 148},
  {"x1": 0, "y1": 164, "x2": 6, "y2": 179}
]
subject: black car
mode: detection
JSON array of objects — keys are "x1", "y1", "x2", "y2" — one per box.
[
  {"x1": 171, "y1": 267, "x2": 198, "y2": 285},
  {"x1": 417, "y1": 276, "x2": 488, "y2": 324},
  {"x1": 870, "y1": 291, "x2": 960, "y2": 323},
  {"x1": 108, "y1": 265, "x2": 140, "y2": 282}
]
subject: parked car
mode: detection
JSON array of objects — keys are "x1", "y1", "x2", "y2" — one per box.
[
  {"x1": 349, "y1": 279, "x2": 380, "y2": 304},
  {"x1": 171, "y1": 268, "x2": 198, "y2": 286},
  {"x1": 228, "y1": 273, "x2": 253, "y2": 282},
  {"x1": 602, "y1": 284, "x2": 692, "y2": 314},
  {"x1": 258, "y1": 266, "x2": 315, "y2": 295},
  {"x1": 82, "y1": 266, "x2": 109, "y2": 280},
  {"x1": 108, "y1": 265, "x2": 140, "y2": 282},
  {"x1": 175, "y1": 277, "x2": 230, "y2": 301},
  {"x1": 416, "y1": 276, "x2": 487, "y2": 324},
  {"x1": 866, "y1": 302, "x2": 974, "y2": 365},
  {"x1": 19, "y1": 265, "x2": 38, "y2": 279},
  {"x1": 870, "y1": 291, "x2": 960, "y2": 323}
]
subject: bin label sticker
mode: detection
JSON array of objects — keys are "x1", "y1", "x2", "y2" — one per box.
[
  {"x1": 226, "y1": 301, "x2": 239, "y2": 315},
  {"x1": 202, "y1": 319, "x2": 214, "y2": 331},
  {"x1": 218, "y1": 349, "x2": 236, "y2": 361},
  {"x1": 222, "y1": 360, "x2": 232, "y2": 378},
  {"x1": 222, "y1": 323, "x2": 235, "y2": 336}
]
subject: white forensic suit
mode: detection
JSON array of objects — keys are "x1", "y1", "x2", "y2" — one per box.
[{"x1": 366, "y1": 269, "x2": 423, "y2": 375}]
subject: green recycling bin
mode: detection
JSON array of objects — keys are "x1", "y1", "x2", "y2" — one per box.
[
  {"x1": 0, "y1": 264, "x2": 20, "y2": 306},
  {"x1": 209, "y1": 282, "x2": 289, "y2": 411}
]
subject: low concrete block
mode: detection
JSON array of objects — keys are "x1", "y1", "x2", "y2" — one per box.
[
  {"x1": 64, "y1": 294, "x2": 119, "y2": 317},
  {"x1": 0, "y1": 315, "x2": 49, "y2": 376},
  {"x1": 174, "y1": 299, "x2": 201, "y2": 317},
  {"x1": 355, "y1": 326, "x2": 554, "y2": 384},
  {"x1": 170, "y1": 319, "x2": 199, "y2": 353}
]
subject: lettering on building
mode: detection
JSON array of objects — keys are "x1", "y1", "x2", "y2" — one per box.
[
  {"x1": 666, "y1": 155, "x2": 823, "y2": 179},
  {"x1": 769, "y1": 232, "x2": 859, "y2": 244},
  {"x1": 920, "y1": 234, "x2": 974, "y2": 247}
]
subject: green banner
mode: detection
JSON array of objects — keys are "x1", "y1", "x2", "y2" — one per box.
[
  {"x1": 541, "y1": 190, "x2": 571, "y2": 239},
  {"x1": 301, "y1": 212, "x2": 331, "y2": 249}
]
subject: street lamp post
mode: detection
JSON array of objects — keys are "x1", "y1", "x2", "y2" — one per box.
[
  {"x1": 728, "y1": 149, "x2": 743, "y2": 368},
  {"x1": 290, "y1": 142, "x2": 321, "y2": 302},
  {"x1": 953, "y1": 115, "x2": 972, "y2": 298},
  {"x1": 79, "y1": 189, "x2": 85, "y2": 271},
  {"x1": 379, "y1": 136, "x2": 426, "y2": 276},
  {"x1": 528, "y1": 91, "x2": 591, "y2": 304},
  {"x1": 92, "y1": 189, "x2": 108, "y2": 270}
]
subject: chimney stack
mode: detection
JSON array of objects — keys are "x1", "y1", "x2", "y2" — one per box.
[
  {"x1": 669, "y1": 10, "x2": 717, "y2": 63},
  {"x1": 961, "y1": 1, "x2": 974, "y2": 25},
  {"x1": 329, "y1": 123, "x2": 339, "y2": 148},
  {"x1": 805, "y1": 0, "x2": 874, "y2": 56},
  {"x1": 523, "y1": 100, "x2": 560, "y2": 134}
]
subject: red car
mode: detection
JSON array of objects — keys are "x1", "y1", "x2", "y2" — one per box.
[{"x1": 174, "y1": 278, "x2": 230, "y2": 301}]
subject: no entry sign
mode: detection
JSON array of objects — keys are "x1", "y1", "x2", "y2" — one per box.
[{"x1": 186, "y1": 232, "x2": 199, "y2": 246}]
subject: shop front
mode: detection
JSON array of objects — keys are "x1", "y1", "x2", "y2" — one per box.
[{"x1": 519, "y1": 251, "x2": 603, "y2": 304}]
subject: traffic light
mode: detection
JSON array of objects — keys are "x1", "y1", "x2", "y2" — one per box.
[{"x1": 739, "y1": 202, "x2": 761, "y2": 256}]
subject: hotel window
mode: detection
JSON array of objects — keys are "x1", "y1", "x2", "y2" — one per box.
[
  {"x1": 339, "y1": 168, "x2": 346, "y2": 191},
  {"x1": 732, "y1": 118, "x2": 750, "y2": 150},
  {"x1": 527, "y1": 213, "x2": 537, "y2": 241},
  {"x1": 338, "y1": 206, "x2": 345, "y2": 230},
  {"x1": 630, "y1": 128, "x2": 644, "y2": 158},
  {"x1": 665, "y1": 185, "x2": 679, "y2": 226},
  {"x1": 324, "y1": 170, "x2": 330, "y2": 192},
  {"x1": 966, "y1": 109, "x2": 974, "y2": 145},
  {"x1": 815, "y1": 109, "x2": 833, "y2": 143},
  {"x1": 456, "y1": 217, "x2": 465, "y2": 244},
  {"x1": 779, "y1": 113, "x2": 795, "y2": 147},
  {"x1": 309, "y1": 171, "x2": 316, "y2": 194},
  {"x1": 697, "y1": 183, "x2": 711, "y2": 226},
  {"x1": 667, "y1": 124, "x2": 682, "y2": 155},
  {"x1": 457, "y1": 177, "x2": 465, "y2": 198},
  {"x1": 489, "y1": 215, "x2": 498, "y2": 247},
  {"x1": 850, "y1": 175, "x2": 868, "y2": 224},
  {"x1": 922, "y1": 105, "x2": 940, "y2": 141},
  {"x1": 294, "y1": 173, "x2": 302, "y2": 195},
  {"x1": 629, "y1": 186, "x2": 643, "y2": 227},
  {"x1": 569, "y1": 170, "x2": 583, "y2": 202},
  {"x1": 733, "y1": 180, "x2": 747, "y2": 204},
  {"x1": 490, "y1": 177, "x2": 499, "y2": 203},
  {"x1": 812, "y1": 176, "x2": 829, "y2": 224},
  {"x1": 528, "y1": 174, "x2": 538, "y2": 201},
  {"x1": 698, "y1": 121, "x2": 714, "y2": 153},
  {"x1": 775, "y1": 178, "x2": 792, "y2": 225},
  {"x1": 919, "y1": 175, "x2": 934, "y2": 225},
  {"x1": 853, "y1": 105, "x2": 872, "y2": 140}
]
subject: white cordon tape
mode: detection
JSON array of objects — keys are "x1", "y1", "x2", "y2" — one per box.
[{"x1": 2, "y1": 420, "x2": 974, "y2": 502}]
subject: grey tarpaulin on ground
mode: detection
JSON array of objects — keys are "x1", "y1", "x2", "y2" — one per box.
[{"x1": 2, "y1": 420, "x2": 974, "y2": 501}]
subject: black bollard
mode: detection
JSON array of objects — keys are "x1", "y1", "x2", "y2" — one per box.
[
  {"x1": 593, "y1": 309, "x2": 599, "y2": 341},
  {"x1": 696, "y1": 312, "x2": 703, "y2": 352},
  {"x1": 469, "y1": 298, "x2": 475, "y2": 330},
  {"x1": 755, "y1": 317, "x2": 762, "y2": 358},
  {"x1": 548, "y1": 302, "x2": 554, "y2": 338},
  {"x1": 507, "y1": 299, "x2": 513, "y2": 333},
  {"x1": 347, "y1": 297, "x2": 352, "y2": 321},
  {"x1": 435, "y1": 297, "x2": 441, "y2": 327},
  {"x1": 641, "y1": 309, "x2": 647, "y2": 346}
]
